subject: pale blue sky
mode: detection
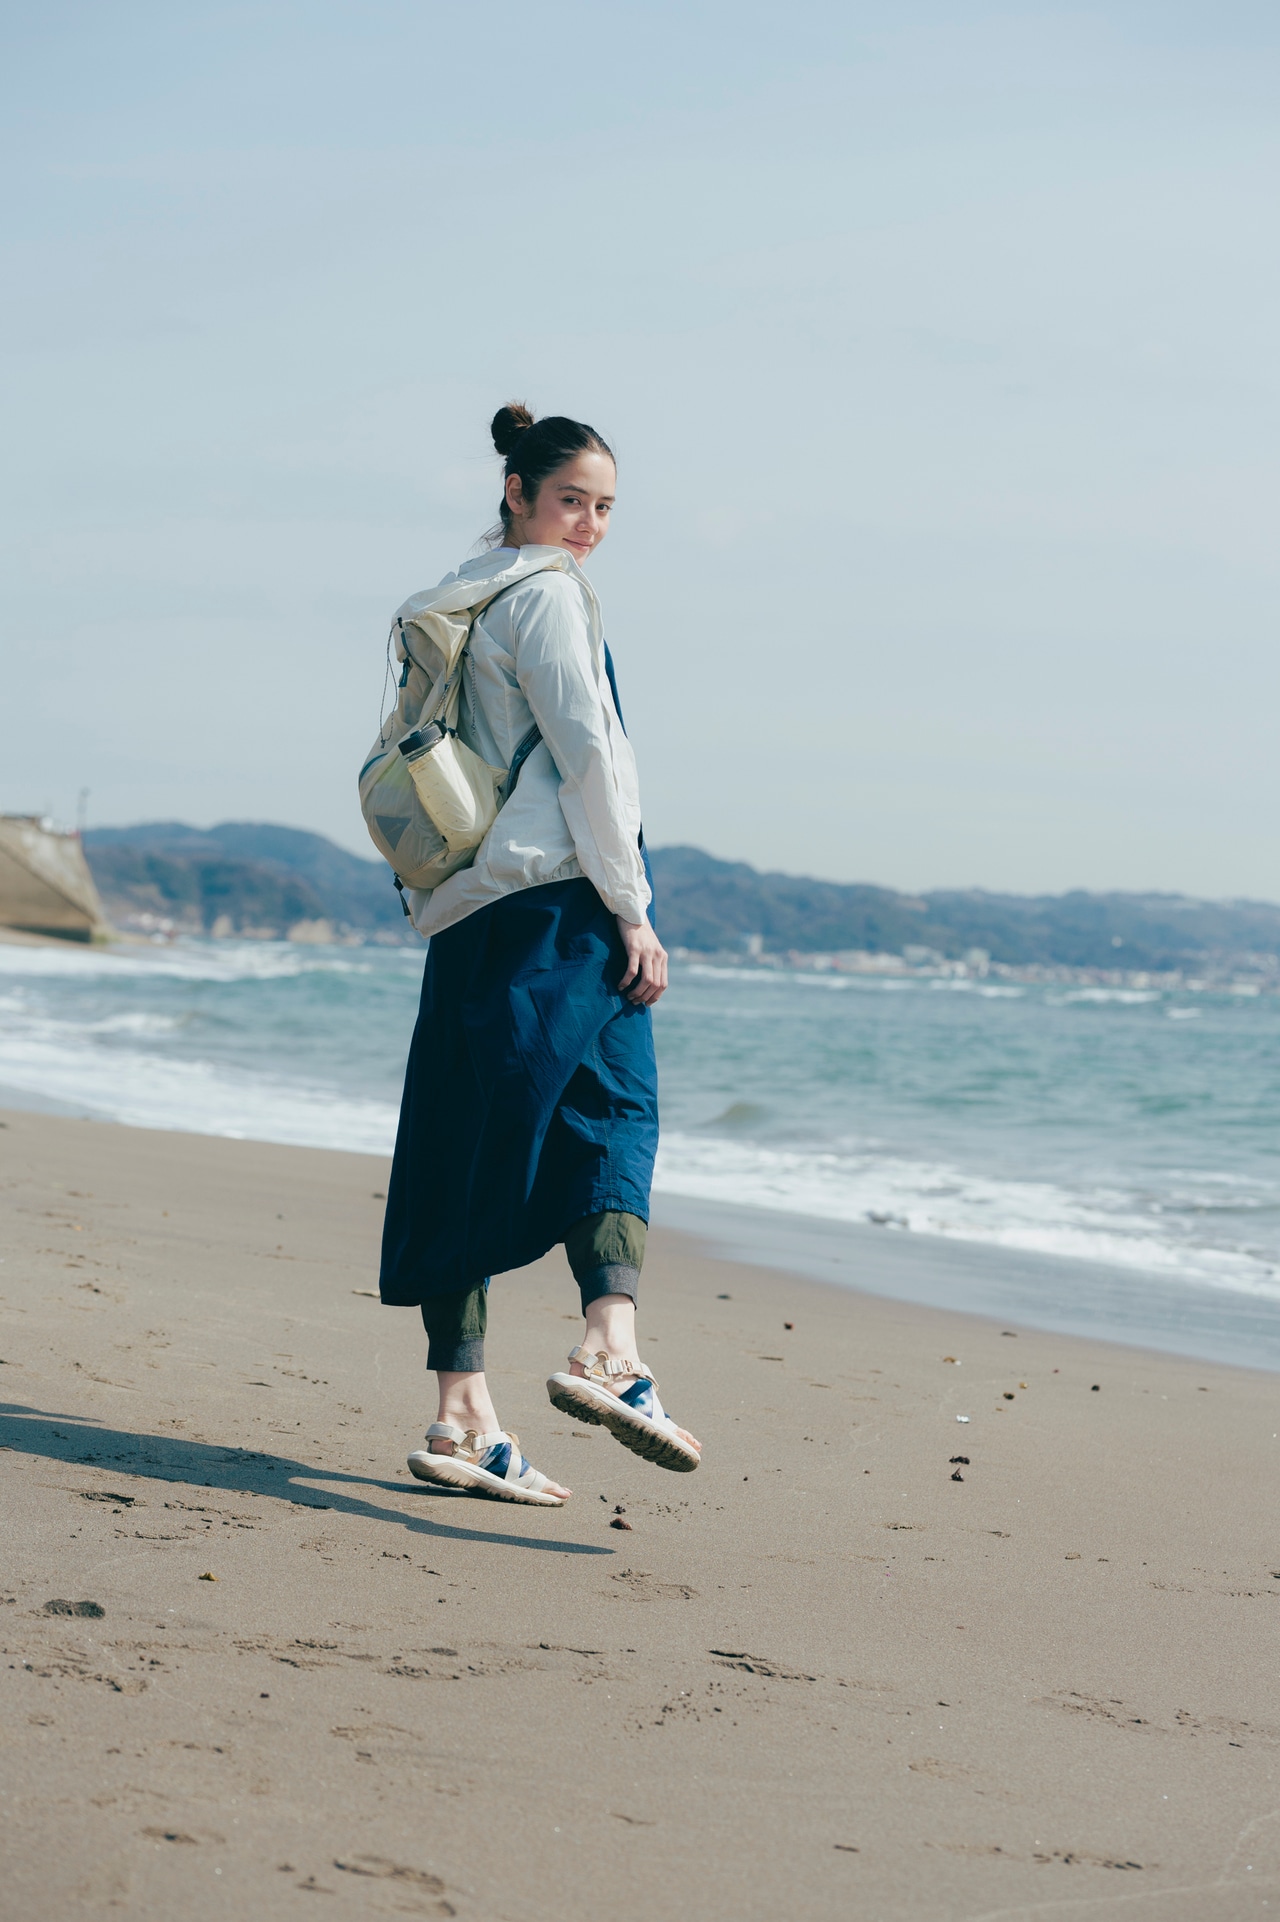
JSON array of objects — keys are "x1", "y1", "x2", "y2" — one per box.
[{"x1": 3, "y1": 2, "x2": 1278, "y2": 896}]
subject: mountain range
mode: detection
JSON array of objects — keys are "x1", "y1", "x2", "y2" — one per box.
[{"x1": 82, "y1": 824, "x2": 1280, "y2": 974}]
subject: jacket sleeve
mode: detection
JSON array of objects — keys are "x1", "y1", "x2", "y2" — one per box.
[{"x1": 510, "y1": 574, "x2": 652, "y2": 925}]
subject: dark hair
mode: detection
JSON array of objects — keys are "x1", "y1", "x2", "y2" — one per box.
[{"x1": 489, "y1": 402, "x2": 614, "y2": 538}]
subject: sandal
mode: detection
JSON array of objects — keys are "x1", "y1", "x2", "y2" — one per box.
[
  {"x1": 407, "y1": 1424, "x2": 565, "y2": 1506},
  {"x1": 546, "y1": 1348, "x2": 701, "y2": 1473}
]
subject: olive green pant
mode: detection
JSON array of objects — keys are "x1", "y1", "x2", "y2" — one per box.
[{"x1": 419, "y1": 1211, "x2": 646, "y2": 1373}]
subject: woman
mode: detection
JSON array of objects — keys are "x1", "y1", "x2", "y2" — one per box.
[{"x1": 379, "y1": 403, "x2": 701, "y2": 1506}]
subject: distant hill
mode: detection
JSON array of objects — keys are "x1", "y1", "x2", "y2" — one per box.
[
  {"x1": 84, "y1": 822, "x2": 406, "y2": 939},
  {"x1": 649, "y1": 846, "x2": 1280, "y2": 974},
  {"x1": 82, "y1": 825, "x2": 1280, "y2": 971}
]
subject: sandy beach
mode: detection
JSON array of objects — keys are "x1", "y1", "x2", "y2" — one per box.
[{"x1": 2, "y1": 1106, "x2": 1278, "y2": 1920}]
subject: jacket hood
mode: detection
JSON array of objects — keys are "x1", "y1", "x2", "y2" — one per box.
[{"x1": 393, "y1": 546, "x2": 592, "y2": 679}]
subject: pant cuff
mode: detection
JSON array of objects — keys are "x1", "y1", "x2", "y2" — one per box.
[
  {"x1": 426, "y1": 1336, "x2": 486, "y2": 1374},
  {"x1": 578, "y1": 1263, "x2": 640, "y2": 1314}
]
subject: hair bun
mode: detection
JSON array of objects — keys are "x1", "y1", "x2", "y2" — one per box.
[{"x1": 490, "y1": 401, "x2": 536, "y2": 457}]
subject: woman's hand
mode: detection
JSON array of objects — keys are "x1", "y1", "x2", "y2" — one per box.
[{"x1": 616, "y1": 916, "x2": 668, "y2": 1005}]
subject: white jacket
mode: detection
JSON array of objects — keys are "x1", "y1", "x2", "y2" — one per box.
[{"x1": 398, "y1": 545, "x2": 651, "y2": 939}]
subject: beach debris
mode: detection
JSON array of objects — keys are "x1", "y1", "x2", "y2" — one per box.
[
  {"x1": 198, "y1": 1572, "x2": 218, "y2": 1582},
  {"x1": 956, "y1": 1415, "x2": 970, "y2": 1423},
  {"x1": 1019, "y1": 1381, "x2": 1027, "y2": 1388},
  {"x1": 717, "y1": 1293, "x2": 731, "y2": 1300},
  {"x1": 950, "y1": 1456, "x2": 969, "y2": 1465},
  {"x1": 615, "y1": 1503, "x2": 626, "y2": 1513},
  {"x1": 334, "y1": 1858, "x2": 445, "y2": 1892},
  {"x1": 1003, "y1": 1392, "x2": 1015, "y2": 1400},
  {"x1": 43, "y1": 1598, "x2": 104, "y2": 1618},
  {"x1": 951, "y1": 1470, "x2": 964, "y2": 1482},
  {"x1": 1001, "y1": 1330, "x2": 1017, "y2": 1337},
  {"x1": 784, "y1": 1321, "x2": 794, "y2": 1330},
  {"x1": 80, "y1": 1491, "x2": 137, "y2": 1506},
  {"x1": 942, "y1": 1355, "x2": 958, "y2": 1364},
  {"x1": 610, "y1": 1517, "x2": 632, "y2": 1530},
  {"x1": 352, "y1": 1288, "x2": 379, "y2": 1298},
  {"x1": 1092, "y1": 1384, "x2": 1101, "y2": 1391},
  {"x1": 711, "y1": 1650, "x2": 816, "y2": 1680},
  {"x1": 1065, "y1": 1552, "x2": 1081, "y2": 1560},
  {"x1": 833, "y1": 1844, "x2": 859, "y2": 1852},
  {"x1": 370, "y1": 1191, "x2": 386, "y2": 1200}
]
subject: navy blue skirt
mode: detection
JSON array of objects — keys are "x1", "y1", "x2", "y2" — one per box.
[{"x1": 379, "y1": 877, "x2": 659, "y2": 1305}]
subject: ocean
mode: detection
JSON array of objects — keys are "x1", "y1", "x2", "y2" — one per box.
[{"x1": 3, "y1": 938, "x2": 1278, "y2": 1370}]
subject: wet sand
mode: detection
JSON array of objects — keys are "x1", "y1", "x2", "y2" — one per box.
[{"x1": 2, "y1": 1107, "x2": 1278, "y2": 1920}]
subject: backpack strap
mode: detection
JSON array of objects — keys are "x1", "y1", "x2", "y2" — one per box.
[
  {"x1": 502, "y1": 721, "x2": 543, "y2": 801},
  {"x1": 416, "y1": 583, "x2": 544, "y2": 790},
  {"x1": 407, "y1": 579, "x2": 526, "y2": 735}
]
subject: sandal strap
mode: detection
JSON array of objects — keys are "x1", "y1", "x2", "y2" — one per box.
[
  {"x1": 567, "y1": 1345, "x2": 656, "y2": 1388},
  {"x1": 562, "y1": 1352, "x2": 688, "y2": 1447},
  {"x1": 424, "y1": 1424, "x2": 556, "y2": 1491},
  {"x1": 501, "y1": 1432, "x2": 553, "y2": 1492},
  {"x1": 425, "y1": 1423, "x2": 507, "y2": 1463}
]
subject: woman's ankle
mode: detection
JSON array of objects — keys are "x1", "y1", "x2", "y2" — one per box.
[
  {"x1": 433, "y1": 1369, "x2": 499, "y2": 1448},
  {"x1": 580, "y1": 1293, "x2": 637, "y2": 1361}
]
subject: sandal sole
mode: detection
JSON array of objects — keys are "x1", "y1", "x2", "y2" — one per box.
[
  {"x1": 406, "y1": 1453, "x2": 563, "y2": 1506},
  {"x1": 546, "y1": 1375, "x2": 701, "y2": 1473}
]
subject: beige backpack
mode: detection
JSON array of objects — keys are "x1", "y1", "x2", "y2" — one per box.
[{"x1": 357, "y1": 553, "x2": 566, "y2": 897}]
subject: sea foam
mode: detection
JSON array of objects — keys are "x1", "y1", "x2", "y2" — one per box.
[{"x1": 2, "y1": 936, "x2": 1277, "y2": 1320}]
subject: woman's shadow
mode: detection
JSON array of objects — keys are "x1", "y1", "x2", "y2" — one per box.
[{"x1": 0, "y1": 1401, "x2": 611, "y2": 1557}]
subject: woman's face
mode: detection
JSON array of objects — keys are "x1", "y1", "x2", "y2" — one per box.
[{"x1": 504, "y1": 451, "x2": 616, "y2": 562}]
